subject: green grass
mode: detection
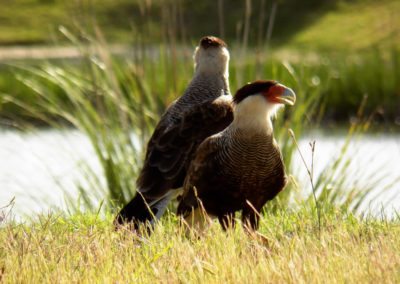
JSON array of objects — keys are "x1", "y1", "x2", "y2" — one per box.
[
  {"x1": 1, "y1": 0, "x2": 399, "y2": 50},
  {"x1": 289, "y1": 0, "x2": 400, "y2": 51},
  {"x1": 0, "y1": 208, "x2": 399, "y2": 283},
  {"x1": 0, "y1": 0, "x2": 151, "y2": 45}
]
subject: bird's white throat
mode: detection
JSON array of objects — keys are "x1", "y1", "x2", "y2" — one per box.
[
  {"x1": 193, "y1": 46, "x2": 230, "y2": 79},
  {"x1": 232, "y1": 95, "x2": 283, "y2": 134}
]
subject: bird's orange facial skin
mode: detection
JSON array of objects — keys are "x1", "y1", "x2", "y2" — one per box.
[
  {"x1": 264, "y1": 84, "x2": 286, "y2": 104},
  {"x1": 264, "y1": 84, "x2": 296, "y2": 105}
]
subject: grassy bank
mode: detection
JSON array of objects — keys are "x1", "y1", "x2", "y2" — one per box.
[
  {"x1": 0, "y1": 208, "x2": 399, "y2": 283},
  {"x1": 1, "y1": 0, "x2": 399, "y2": 49},
  {"x1": 287, "y1": 0, "x2": 400, "y2": 51},
  {"x1": 0, "y1": 0, "x2": 152, "y2": 45}
]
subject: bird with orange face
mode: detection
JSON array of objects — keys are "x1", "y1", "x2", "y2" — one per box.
[{"x1": 177, "y1": 80, "x2": 296, "y2": 231}]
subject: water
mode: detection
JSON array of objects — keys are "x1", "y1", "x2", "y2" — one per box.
[
  {"x1": 0, "y1": 129, "x2": 102, "y2": 219},
  {"x1": 0, "y1": 129, "x2": 399, "y2": 220},
  {"x1": 292, "y1": 131, "x2": 400, "y2": 217}
]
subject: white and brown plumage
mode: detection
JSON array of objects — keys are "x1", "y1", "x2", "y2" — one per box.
[
  {"x1": 114, "y1": 36, "x2": 234, "y2": 228},
  {"x1": 177, "y1": 80, "x2": 296, "y2": 231}
]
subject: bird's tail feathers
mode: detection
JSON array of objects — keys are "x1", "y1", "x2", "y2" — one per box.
[{"x1": 114, "y1": 191, "x2": 174, "y2": 229}]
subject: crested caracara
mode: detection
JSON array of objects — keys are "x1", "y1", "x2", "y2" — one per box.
[
  {"x1": 177, "y1": 80, "x2": 296, "y2": 231},
  {"x1": 114, "y1": 36, "x2": 234, "y2": 229}
]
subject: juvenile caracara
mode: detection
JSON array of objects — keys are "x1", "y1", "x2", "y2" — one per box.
[
  {"x1": 177, "y1": 80, "x2": 296, "y2": 231},
  {"x1": 114, "y1": 36, "x2": 233, "y2": 228}
]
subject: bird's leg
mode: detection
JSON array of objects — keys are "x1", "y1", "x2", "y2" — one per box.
[
  {"x1": 218, "y1": 212, "x2": 236, "y2": 230},
  {"x1": 183, "y1": 207, "x2": 213, "y2": 232},
  {"x1": 241, "y1": 206, "x2": 260, "y2": 232}
]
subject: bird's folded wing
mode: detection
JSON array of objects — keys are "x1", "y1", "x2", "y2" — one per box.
[
  {"x1": 139, "y1": 96, "x2": 233, "y2": 190},
  {"x1": 177, "y1": 135, "x2": 222, "y2": 215}
]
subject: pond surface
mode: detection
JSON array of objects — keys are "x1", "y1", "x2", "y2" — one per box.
[{"x1": 0, "y1": 128, "x2": 399, "y2": 220}]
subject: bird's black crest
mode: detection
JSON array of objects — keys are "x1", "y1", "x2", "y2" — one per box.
[
  {"x1": 233, "y1": 80, "x2": 278, "y2": 104},
  {"x1": 200, "y1": 36, "x2": 227, "y2": 49}
]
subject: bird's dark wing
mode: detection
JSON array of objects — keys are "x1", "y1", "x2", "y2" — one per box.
[
  {"x1": 176, "y1": 134, "x2": 224, "y2": 217},
  {"x1": 137, "y1": 96, "x2": 233, "y2": 198}
]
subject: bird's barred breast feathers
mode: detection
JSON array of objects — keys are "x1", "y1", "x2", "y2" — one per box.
[
  {"x1": 218, "y1": 128, "x2": 284, "y2": 182},
  {"x1": 176, "y1": 80, "x2": 295, "y2": 232}
]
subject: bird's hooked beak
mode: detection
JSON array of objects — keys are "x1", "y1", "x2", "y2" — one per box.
[{"x1": 266, "y1": 84, "x2": 296, "y2": 106}]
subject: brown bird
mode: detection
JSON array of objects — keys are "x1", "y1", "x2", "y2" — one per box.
[
  {"x1": 114, "y1": 36, "x2": 234, "y2": 228},
  {"x1": 177, "y1": 80, "x2": 296, "y2": 231}
]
